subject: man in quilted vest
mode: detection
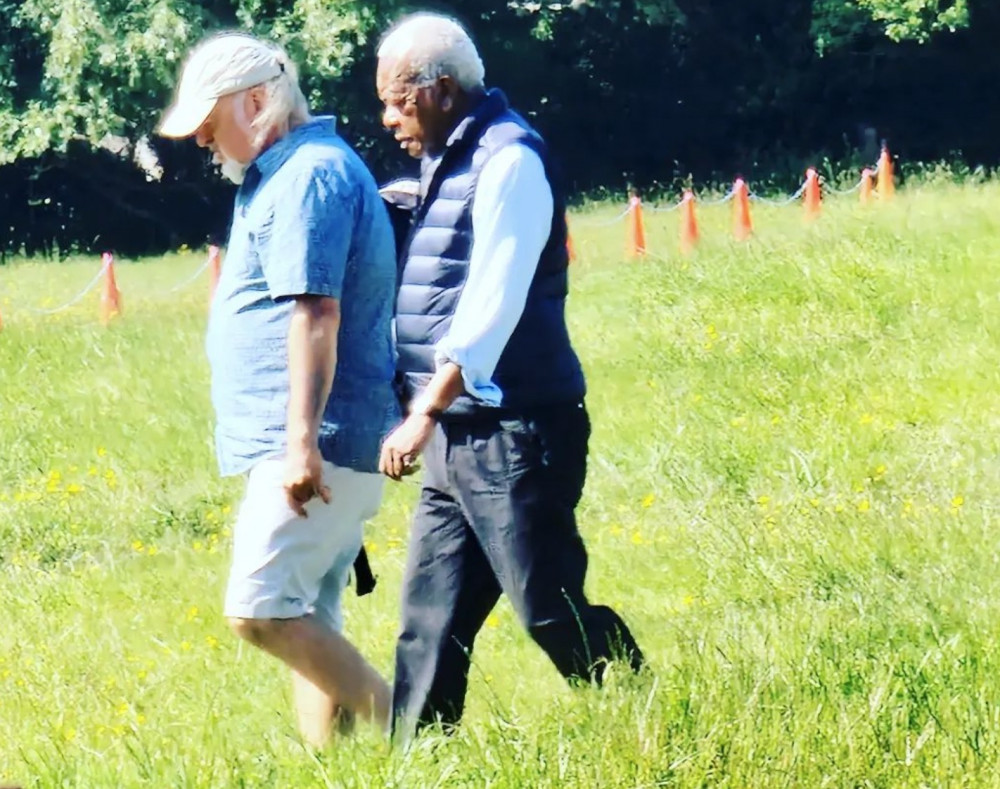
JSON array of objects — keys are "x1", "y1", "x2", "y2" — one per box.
[{"x1": 375, "y1": 12, "x2": 646, "y2": 741}]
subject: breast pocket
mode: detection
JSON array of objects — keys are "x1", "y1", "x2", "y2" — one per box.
[{"x1": 229, "y1": 204, "x2": 275, "y2": 279}]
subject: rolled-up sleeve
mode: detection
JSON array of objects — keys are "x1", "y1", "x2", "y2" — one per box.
[
  {"x1": 434, "y1": 144, "x2": 554, "y2": 405},
  {"x1": 261, "y1": 170, "x2": 355, "y2": 302}
]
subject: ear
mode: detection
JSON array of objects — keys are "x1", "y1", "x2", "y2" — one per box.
[
  {"x1": 437, "y1": 75, "x2": 461, "y2": 112},
  {"x1": 247, "y1": 84, "x2": 268, "y2": 117}
]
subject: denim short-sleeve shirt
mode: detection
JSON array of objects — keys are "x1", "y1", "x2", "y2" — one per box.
[{"x1": 207, "y1": 116, "x2": 400, "y2": 476}]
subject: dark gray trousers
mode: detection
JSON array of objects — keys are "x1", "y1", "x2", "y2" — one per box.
[{"x1": 391, "y1": 402, "x2": 644, "y2": 738}]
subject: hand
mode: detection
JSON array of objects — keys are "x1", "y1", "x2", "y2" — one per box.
[
  {"x1": 379, "y1": 414, "x2": 436, "y2": 481},
  {"x1": 284, "y1": 443, "x2": 332, "y2": 517}
]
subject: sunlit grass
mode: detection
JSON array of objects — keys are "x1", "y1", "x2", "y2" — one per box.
[{"x1": 2, "y1": 182, "x2": 1000, "y2": 786}]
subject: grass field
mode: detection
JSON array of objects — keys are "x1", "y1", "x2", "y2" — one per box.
[{"x1": 2, "y1": 181, "x2": 1000, "y2": 787}]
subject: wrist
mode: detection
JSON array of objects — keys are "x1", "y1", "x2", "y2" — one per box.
[
  {"x1": 409, "y1": 394, "x2": 443, "y2": 421},
  {"x1": 286, "y1": 427, "x2": 318, "y2": 452}
]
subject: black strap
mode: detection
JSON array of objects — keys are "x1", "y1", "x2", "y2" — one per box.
[{"x1": 352, "y1": 546, "x2": 376, "y2": 596}]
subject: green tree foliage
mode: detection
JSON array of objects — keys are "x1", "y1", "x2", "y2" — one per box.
[
  {"x1": 0, "y1": 0, "x2": 991, "y2": 257},
  {"x1": 813, "y1": 0, "x2": 968, "y2": 49},
  {"x1": 0, "y1": 0, "x2": 974, "y2": 163},
  {"x1": 0, "y1": 0, "x2": 402, "y2": 164}
]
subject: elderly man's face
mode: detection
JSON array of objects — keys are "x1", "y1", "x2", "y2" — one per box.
[
  {"x1": 195, "y1": 91, "x2": 260, "y2": 181},
  {"x1": 377, "y1": 58, "x2": 453, "y2": 159}
]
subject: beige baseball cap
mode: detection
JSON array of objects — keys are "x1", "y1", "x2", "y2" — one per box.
[{"x1": 159, "y1": 33, "x2": 285, "y2": 139}]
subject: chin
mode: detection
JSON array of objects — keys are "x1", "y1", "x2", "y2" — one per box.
[{"x1": 219, "y1": 157, "x2": 249, "y2": 185}]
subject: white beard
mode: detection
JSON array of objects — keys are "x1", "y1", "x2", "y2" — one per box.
[
  {"x1": 213, "y1": 95, "x2": 257, "y2": 185},
  {"x1": 219, "y1": 156, "x2": 248, "y2": 185}
]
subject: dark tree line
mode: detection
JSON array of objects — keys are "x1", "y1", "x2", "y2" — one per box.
[{"x1": 0, "y1": 0, "x2": 992, "y2": 258}]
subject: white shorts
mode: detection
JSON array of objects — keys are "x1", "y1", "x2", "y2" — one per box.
[{"x1": 224, "y1": 457, "x2": 384, "y2": 631}]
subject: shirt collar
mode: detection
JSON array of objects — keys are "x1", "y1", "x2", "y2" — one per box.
[
  {"x1": 442, "y1": 89, "x2": 508, "y2": 152},
  {"x1": 250, "y1": 115, "x2": 337, "y2": 178}
]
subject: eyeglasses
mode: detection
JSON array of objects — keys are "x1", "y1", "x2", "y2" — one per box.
[{"x1": 379, "y1": 80, "x2": 435, "y2": 111}]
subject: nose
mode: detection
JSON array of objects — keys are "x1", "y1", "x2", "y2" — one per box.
[
  {"x1": 194, "y1": 124, "x2": 212, "y2": 148},
  {"x1": 382, "y1": 104, "x2": 401, "y2": 130}
]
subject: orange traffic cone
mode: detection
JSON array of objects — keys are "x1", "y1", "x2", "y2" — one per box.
[
  {"x1": 625, "y1": 191, "x2": 646, "y2": 259},
  {"x1": 803, "y1": 168, "x2": 821, "y2": 220},
  {"x1": 679, "y1": 190, "x2": 699, "y2": 255},
  {"x1": 208, "y1": 244, "x2": 222, "y2": 299},
  {"x1": 859, "y1": 168, "x2": 874, "y2": 204},
  {"x1": 100, "y1": 252, "x2": 122, "y2": 325},
  {"x1": 876, "y1": 147, "x2": 894, "y2": 200},
  {"x1": 733, "y1": 178, "x2": 753, "y2": 241},
  {"x1": 564, "y1": 214, "x2": 577, "y2": 263}
]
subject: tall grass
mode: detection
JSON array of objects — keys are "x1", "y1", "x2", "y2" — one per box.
[{"x1": 2, "y1": 183, "x2": 1000, "y2": 786}]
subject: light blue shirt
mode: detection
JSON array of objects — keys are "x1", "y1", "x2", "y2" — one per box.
[
  {"x1": 207, "y1": 117, "x2": 400, "y2": 476},
  {"x1": 433, "y1": 144, "x2": 555, "y2": 404}
]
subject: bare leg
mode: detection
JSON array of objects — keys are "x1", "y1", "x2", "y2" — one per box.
[
  {"x1": 292, "y1": 670, "x2": 355, "y2": 746},
  {"x1": 230, "y1": 615, "x2": 390, "y2": 741}
]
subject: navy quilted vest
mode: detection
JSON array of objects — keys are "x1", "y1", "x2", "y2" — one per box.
[{"x1": 395, "y1": 89, "x2": 585, "y2": 416}]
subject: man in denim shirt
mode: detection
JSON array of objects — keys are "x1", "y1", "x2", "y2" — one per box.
[{"x1": 159, "y1": 32, "x2": 398, "y2": 744}]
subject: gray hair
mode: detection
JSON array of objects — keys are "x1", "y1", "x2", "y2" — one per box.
[
  {"x1": 377, "y1": 13, "x2": 485, "y2": 91},
  {"x1": 251, "y1": 48, "x2": 312, "y2": 147}
]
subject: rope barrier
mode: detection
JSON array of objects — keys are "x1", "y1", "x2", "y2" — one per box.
[
  {"x1": 0, "y1": 153, "x2": 898, "y2": 325},
  {"x1": 750, "y1": 182, "x2": 807, "y2": 206},
  {"x1": 573, "y1": 205, "x2": 634, "y2": 227},
  {"x1": 697, "y1": 189, "x2": 737, "y2": 207},
  {"x1": 648, "y1": 198, "x2": 685, "y2": 213},
  {"x1": 167, "y1": 259, "x2": 210, "y2": 294},
  {"x1": 7, "y1": 255, "x2": 210, "y2": 317},
  {"x1": 26, "y1": 259, "x2": 110, "y2": 315},
  {"x1": 574, "y1": 156, "x2": 889, "y2": 226}
]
